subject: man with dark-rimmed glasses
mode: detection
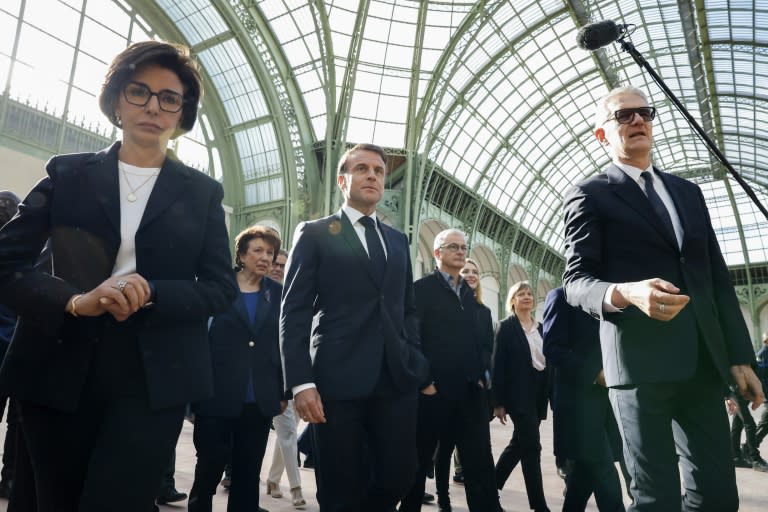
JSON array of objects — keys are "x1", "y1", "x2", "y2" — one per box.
[{"x1": 562, "y1": 86, "x2": 763, "y2": 511}]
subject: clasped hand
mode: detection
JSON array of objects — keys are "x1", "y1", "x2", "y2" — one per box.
[{"x1": 67, "y1": 273, "x2": 151, "y2": 321}]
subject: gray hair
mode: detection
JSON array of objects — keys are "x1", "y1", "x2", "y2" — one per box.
[
  {"x1": 593, "y1": 86, "x2": 649, "y2": 131},
  {"x1": 433, "y1": 228, "x2": 467, "y2": 251}
]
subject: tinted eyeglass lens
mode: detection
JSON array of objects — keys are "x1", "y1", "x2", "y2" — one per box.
[
  {"x1": 123, "y1": 83, "x2": 183, "y2": 113},
  {"x1": 614, "y1": 107, "x2": 656, "y2": 124}
]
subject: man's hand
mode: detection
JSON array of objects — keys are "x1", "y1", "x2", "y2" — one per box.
[
  {"x1": 614, "y1": 278, "x2": 690, "y2": 321},
  {"x1": 420, "y1": 383, "x2": 437, "y2": 395},
  {"x1": 730, "y1": 365, "x2": 766, "y2": 410},
  {"x1": 294, "y1": 388, "x2": 326, "y2": 423},
  {"x1": 493, "y1": 406, "x2": 507, "y2": 425}
]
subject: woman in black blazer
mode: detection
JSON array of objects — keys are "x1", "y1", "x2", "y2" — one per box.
[
  {"x1": 188, "y1": 225, "x2": 286, "y2": 512},
  {"x1": 491, "y1": 281, "x2": 551, "y2": 512},
  {"x1": 0, "y1": 42, "x2": 237, "y2": 511}
]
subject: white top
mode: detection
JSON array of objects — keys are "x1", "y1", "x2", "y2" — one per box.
[
  {"x1": 111, "y1": 161, "x2": 160, "y2": 277},
  {"x1": 521, "y1": 320, "x2": 546, "y2": 371}
]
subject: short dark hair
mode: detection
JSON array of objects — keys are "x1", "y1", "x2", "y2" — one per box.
[
  {"x1": 0, "y1": 191, "x2": 21, "y2": 226},
  {"x1": 99, "y1": 41, "x2": 203, "y2": 138},
  {"x1": 337, "y1": 143, "x2": 387, "y2": 174},
  {"x1": 234, "y1": 225, "x2": 282, "y2": 269}
]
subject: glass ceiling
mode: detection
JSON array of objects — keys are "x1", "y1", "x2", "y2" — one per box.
[
  {"x1": 256, "y1": 0, "x2": 768, "y2": 267},
  {"x1": 2, "y1": 0, "x2": 767, "y2": 269}
]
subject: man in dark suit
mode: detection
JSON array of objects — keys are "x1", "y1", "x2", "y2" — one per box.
[
  {"x1": 280, "y1": 143, "x2": 429, "y2": 512},
  {"x1": 542, "y1": 287, "x2": 625, "y2": 511},
  {"x1": 562, "y1": 86, "x2": 764, "y2": 511},
  {"x1": 399, "y1": 229, "x2": 500, "y2": 512}
]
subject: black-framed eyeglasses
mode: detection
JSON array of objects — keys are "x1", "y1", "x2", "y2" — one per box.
[
  {"x1": 605, "y1": 107, "x2": 656, "y2": 124},
  {"x1": 123, "y1": 81, "x2": 185, "y2": 113},
  {"x1": 440, "y1": 243, "x2": 469, "y2": 253}
]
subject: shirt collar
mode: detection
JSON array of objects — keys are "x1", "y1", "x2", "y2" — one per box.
[
  {"x1": 613, "y1": 160, "x2": 653, "y2": 186},
  {"x1": 438, "y1": 269, "x2": 463, "y2": 288},
  {"x1": 342, "y1": 204, "x2": 377, "y2": 227}
]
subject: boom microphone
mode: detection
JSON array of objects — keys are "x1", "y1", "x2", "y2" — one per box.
[{"x1": 576, "y1": 20, "x2": 629, "y2": 51}]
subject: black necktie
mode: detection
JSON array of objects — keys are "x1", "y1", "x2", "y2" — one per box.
[
  {"x1": 641, "y1": 171, "x2": 676, "y2": 244},
  {"x1": 359, "y1": 216, "x2": 386, "y2": 282}
]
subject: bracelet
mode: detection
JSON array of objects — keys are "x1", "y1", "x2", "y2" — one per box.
[{"x1": 70, "y1": 294, "x2": 83, "y2": 317}]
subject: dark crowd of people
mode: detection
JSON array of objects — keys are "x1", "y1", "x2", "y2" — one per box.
[{"x1": 0, "y1": 40, "x2": 766, "y2": 512}]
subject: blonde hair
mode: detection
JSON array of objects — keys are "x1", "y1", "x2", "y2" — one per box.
[
  {"x1": 463, "y1": 258, "x2": 483, "y2": 305},
  {"x1": 506, "y1": 280, "x2": 533, "y2": 316}
]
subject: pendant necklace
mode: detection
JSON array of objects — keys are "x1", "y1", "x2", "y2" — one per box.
[{"x1": 119, "y1": 162, "x2": 158, "y2": 202}]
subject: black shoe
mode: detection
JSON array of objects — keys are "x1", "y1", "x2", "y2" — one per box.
[
  {"x1": 303, "y1": 457, "x2": 314, "y2": 469},
  {"x1": 422, "y1": 492, "x2": 435, "y2": 503},
  {"x1": 157, "y1": 488, "x2": 188, "y2": 504},
  {"x1": 733, "y1": 456, "x2": 752, "y2": 468},
  {"x1": 753, "y1": 456, "x2": 768, "y2": 472},
  {"x1": 438, "y1": 504, "x2": 453, "y2": 512},
  {"x1": 452, "y1": 472, "x2": 464, "y2": 485},
  {"x1": 258, "y1": 508, "x2": 269, "y2": 512},
  {"x1": 0, "y1": 479, "x2": 11, "y2": 499}
]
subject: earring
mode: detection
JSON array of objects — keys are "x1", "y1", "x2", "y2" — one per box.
[{"x1": 115, "y1": 113, "x2": 122, "y2": 127}]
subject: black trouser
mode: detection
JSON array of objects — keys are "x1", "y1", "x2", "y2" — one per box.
[
  {"x1": 729, "y1": 392, "x2": 759, "y2": 460},
  {"x1": 313, "y1": 391, "x2": 418, "y2": 512},
  {"x1": 400, "y1": 386, "x2": 500, "y2": 512},
  {"x1": 17, "y1": 321, "x2": 185, "y2": 512},
  {"x1": 610, "y1": 367, "x2": 737, "y2": 512},
  {"x1": 495, "y1": 413, "x2": 547, "y2": 510},
  {"x1": 756, "y1": 403, "x2": 768, "y2": 447},
  {"x1": 159, "y1": 448, "x2": 178, "y2": 493},
  {"x1": 188, "y1": 405, "x2": 271, "y2": 512}
]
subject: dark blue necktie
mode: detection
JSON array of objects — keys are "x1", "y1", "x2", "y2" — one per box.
[
  {"x1": 641, "y1": 171, "x2": 676, "y2": 244},
  {"x1": 359, "y1": 216, "x2": 385, "y2": 283}
]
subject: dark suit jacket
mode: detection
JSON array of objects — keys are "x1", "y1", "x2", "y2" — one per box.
[
  {"x1": 491, "y1": 315, "x2": 550, "y2": 419},
  {"x1": 562, "y1": 164, "x2": 754, "y2": 387},
  {"x1": 413, "y1": 270, "x2": 489, "y2": 399},
  {"x1": 0, "y1": 142, "x2": 237, "y2": 411},
  {"x1": 194, "y1": 276, "x2": 283, "y2": 418},
  {"x1": 543, "y1": 287, "x2": 618, "y2": 461},
  {"x1": 280, "y1": 209, "x2": 428, "y2": 400}
]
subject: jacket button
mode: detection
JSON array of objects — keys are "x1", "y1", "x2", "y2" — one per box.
[{"x1": 249, "y1": 341, "x2": 255, "y2": 347}]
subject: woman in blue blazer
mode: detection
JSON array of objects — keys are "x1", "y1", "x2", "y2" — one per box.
[
  {"x1": 0, "y1": 41, "x2": 237, "y2": 511},
  {"x1": 491, "y1": 281, "x2": 551, "y2": 512},
  {"x1": 188, "y1": 225, "x2": 286, "y2": 512}
]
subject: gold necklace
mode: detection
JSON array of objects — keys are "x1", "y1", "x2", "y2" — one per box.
[{"x1": 119, "y1": 163, "x2": 158, "y2": 202}]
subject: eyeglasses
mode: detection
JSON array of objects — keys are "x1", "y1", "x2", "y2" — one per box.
[
  {"x1": 605, "y1": 107, "x2": 656, "y2": 124},
  {"x1": 272, "y1": 263, "x2": 286, "y2": 269},
  {"x1": 440, "y1": 243, "x2": 469, "y2": 253},
  {"x1": 123, "y1": 81, "x2": 185, "y2": 113}
]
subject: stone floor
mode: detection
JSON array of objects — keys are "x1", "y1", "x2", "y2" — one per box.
[{"x1": 0, "y1": 405, "x2": 766, "y2": 511}]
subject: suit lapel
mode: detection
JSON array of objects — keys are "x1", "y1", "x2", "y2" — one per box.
[
  {"x1": 379, "y1": 223, "x2": 396, "y2": 284},
  {"x1": 138, "y1": 155, "x2": 190, "y2": 232},
  {"x1": 607, "y1": 165, "x2": 677, "y2": 249},
  {"x1": 337, "y1": 210, "x2": 381, "y2": 286},
  {"x1": 83, "y1": 143, "x2": 121, "y2": 237},
  {"x1": 655, "y1": 168, "x2": 689, "y2": 248}
]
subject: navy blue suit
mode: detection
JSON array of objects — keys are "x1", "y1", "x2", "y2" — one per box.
[
  {"x1": 563, "y1": 164, "x2": 755, "y2": 511},
  {"x1": 542, "y1": 287, "x2": 625, "y2": 511},
  {"x1": 280, "y1": 209, "x2": 428, "y2": 512},
  {"x1": 188, "y1": 276, "x2": 284, "y2": 512}
]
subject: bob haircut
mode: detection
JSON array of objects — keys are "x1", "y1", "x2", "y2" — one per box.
[
  {"x1": 99, "y1": 40, "x2": 203, "y2": 139},
  {"x1": 505, "y1": 280, "x2": 533, "y2": 316},
  {"x1": 234, "y1": 225, "x2": 282, "y2": 269}
]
